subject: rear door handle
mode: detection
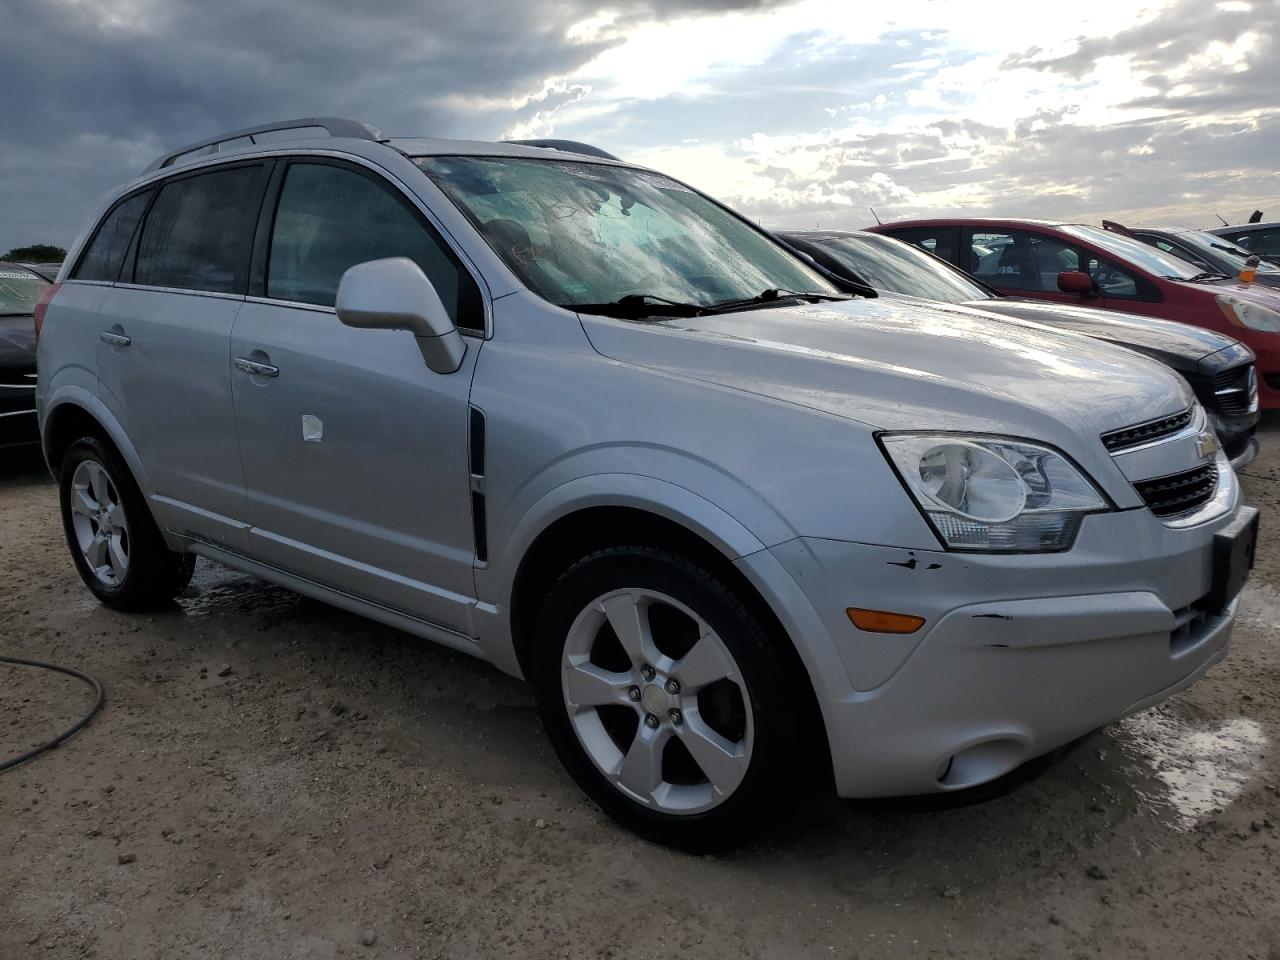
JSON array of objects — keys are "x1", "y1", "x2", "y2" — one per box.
[
  {"x1": 235, "y1": 357, "x2": 279, "y2": 378},
  {"x1": 100, "y1": 331, "x2": 131, "y2": 347}
]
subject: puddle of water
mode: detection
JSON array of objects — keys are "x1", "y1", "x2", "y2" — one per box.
[{"x1": 1117, "y1": 710, "x2": 1267, "y2": 830}]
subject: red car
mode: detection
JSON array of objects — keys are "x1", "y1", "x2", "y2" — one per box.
[{"x1": 868, "y1": 218, "x2": 1280, "y2": 410}]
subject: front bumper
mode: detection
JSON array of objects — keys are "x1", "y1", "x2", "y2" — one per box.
[
  {"x1": 0, "y1": 366, "x2": 38, "y2": 447},
  {"x1": 740, "y1": 491, "x2": 1249, "y2": 799}
]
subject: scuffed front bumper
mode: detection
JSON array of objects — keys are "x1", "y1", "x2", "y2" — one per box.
[{"x1": 738, "y1": 488, "x2": 1249, "y2": 799}]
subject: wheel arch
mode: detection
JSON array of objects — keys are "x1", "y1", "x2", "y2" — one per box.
[
  {"x1": 503, "y1": 498, "x2": 832, "y2": 782},
  {"x1": 43, "y1": 390, "x2": 149, "y2": 492}
]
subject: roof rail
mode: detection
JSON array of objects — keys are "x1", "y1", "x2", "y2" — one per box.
[
  {"x1": 505, "y1": 139, "x2": 622, "y2": 161},
  {"x1": 144, "y1": 117, "x2": 382, "y2": 174}
]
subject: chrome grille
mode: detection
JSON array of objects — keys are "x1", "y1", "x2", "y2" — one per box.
[
  {"x1": 1212, "y1": 364, "x2": 1257, "y2": 417},
  {"x1": 1133, "y1": 463, "x2": 1219, "y2": 517},
  {"x1": 1100, "y1": 408, "x2": 1193, "y2": 453}
]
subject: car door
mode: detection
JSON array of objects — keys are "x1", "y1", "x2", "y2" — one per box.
[
  {"x1": 94, "y1": 162, "x2": 270, "y2": 551},
  {"x1": 229, "y1": 158, "x2": 487, "y2": 634}
]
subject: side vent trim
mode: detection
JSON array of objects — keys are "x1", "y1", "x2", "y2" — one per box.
[
  {"x1": 469, "y1": 406, "x2": 486, "y2": 476},
  {"x1": 469, "y1": 406, "x2": 488, "y2": 563}
]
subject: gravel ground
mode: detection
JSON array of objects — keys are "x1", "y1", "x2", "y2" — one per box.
[{"x1": 2, "y1": 416, "x2": 1279, "y2": 960}]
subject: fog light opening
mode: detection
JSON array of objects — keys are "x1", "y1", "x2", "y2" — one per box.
[{"x1": 937, "y1": 738, "x2": 1026, "y2": 789}]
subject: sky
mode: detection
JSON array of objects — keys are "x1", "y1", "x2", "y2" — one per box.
[{"x1": 2, "y1": 0, "x2": 1277, "y2": 255}]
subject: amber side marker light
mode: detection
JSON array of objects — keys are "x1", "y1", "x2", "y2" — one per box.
[{"x1": 846, "y1": 608, "x2": 926, "y2": 634}]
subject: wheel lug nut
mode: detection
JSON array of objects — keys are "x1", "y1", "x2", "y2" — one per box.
[
  {"x1": 664, "y1": 678, "x2": 680, "y2": 695},
  {"x1": 627, "y1": 686, "x2": 641, "y2": 702},
  {"x1": 640, "y1": 664, "x2": 655, "y2": 681},
  {"x1": 644, "y1": 714, "x2": 660, "y2": 729},
  {"x1": 668, "y1": 709, "x2": 682, "y2": 726}
]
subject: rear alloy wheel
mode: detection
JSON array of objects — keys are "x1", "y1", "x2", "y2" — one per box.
[
  {"x1": 532, "y1": 546, "x2": 810, "y2": 848},
  {"x1": 68, "y1": 459, "x2": 132, "y2": 588},
  {"x1": 59, "y1": 436, "x2": 196, "y2": 609}
]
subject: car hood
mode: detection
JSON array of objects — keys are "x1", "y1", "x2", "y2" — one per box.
[
  {"x1": 580, "y1": 297, "x2": 1191, "y2": 464},
  {"x1": 0, "y1": 314, "x2": 36, "y2": 371},
  {"x1": 963, "y1": 298, "x2": 1235, "y2": 369}
]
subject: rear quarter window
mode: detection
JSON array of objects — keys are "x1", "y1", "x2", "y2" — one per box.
[{"x1": 73, "y1": 190, "x2": 152, "y2": 282}]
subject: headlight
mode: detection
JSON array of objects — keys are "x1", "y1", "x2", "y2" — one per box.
[
  {"x1": 1217, "y1": 295, "x2": 1280, "y2": 333},
  {"x1": 880, "y1": 434, "x2": 1109, "y2": 552}
]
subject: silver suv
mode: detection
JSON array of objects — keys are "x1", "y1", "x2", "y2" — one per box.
[{"x1": 36, "y1": 118, "x2": 1258, "y2": 846}]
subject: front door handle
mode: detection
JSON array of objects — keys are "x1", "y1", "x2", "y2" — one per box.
[
  {"x1": 235, "y1": 357, "x2": 279, "y2": 378},
  {"x1": 100, "y1": 331, "x2": 131, "y2": 347}
]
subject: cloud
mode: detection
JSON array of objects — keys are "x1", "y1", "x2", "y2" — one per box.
[
  {"x1": 3, "y1": 0, "x2": 1278, "y2": 252},
  {"x1": 559, "y1": 0, "x2": 1280, "y2": 230},
  {"x1": 0, "y1": 0, "x2": 784, "y2": 250}
]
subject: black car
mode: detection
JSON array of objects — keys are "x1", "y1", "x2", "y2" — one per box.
[
  {"x1": 1209, "y1": 220, "x2": 1280, "y2": 268},
  {"x1": 1127, "y1": 225, "x2": 1280, "y2": 289},
  {"x1": 779, "y1": 229, "x2": 1260, "y2": 467},
  {"x1": 0, "y1": 262, "x2": 47, "y2": 447}
]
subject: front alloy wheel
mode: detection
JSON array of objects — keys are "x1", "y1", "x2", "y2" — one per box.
[
  {"x1": 532, "y1": 546, "x2": 812, "y2": 848},
  {"x1": 562, "y1": 588, "x2": 753, "y2": 815}
]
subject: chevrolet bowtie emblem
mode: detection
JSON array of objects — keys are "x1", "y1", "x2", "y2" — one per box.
[{"x1": 1196, "y1": 432, "x2": 1219, "y2": 459}]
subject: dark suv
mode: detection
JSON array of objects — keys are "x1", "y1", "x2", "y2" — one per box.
[{"x1": 0, "y1": 262, "x2": 48, "y2": 446}]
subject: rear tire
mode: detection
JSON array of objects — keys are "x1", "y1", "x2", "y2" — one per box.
[
  {"x1": 531, "y1": 545, "x2": 810, "y2": 849},
  {"x1": 58, "y1": 436, "x2": 195, "y2": 610}
]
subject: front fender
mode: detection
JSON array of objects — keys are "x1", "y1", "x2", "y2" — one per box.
[{"x1": 474, "y1": 472, "x2": 772, "y2": 676}]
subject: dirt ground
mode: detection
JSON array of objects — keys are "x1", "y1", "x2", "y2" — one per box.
[{"x1": 2, "y1": 417, "x2": 1279, "y2": 960}]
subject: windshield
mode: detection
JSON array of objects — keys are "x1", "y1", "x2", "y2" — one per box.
[
  {"x1": 1173, "y1": 230, "x2": 1280, "y2": 274},
  {"x1": 1061, "y1": 225, "x2": 1205, "y2": 280},
  {"x1": 807, "y1": 234, "x2": 990, "y2": 304},
  {"x1": 415, "y1": 156, "x2": 837, "y2": 309},
  {"x1": 0, "y1": 265, "x2": 49, "y2": 316}
]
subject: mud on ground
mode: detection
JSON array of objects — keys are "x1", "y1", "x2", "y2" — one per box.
[{"x1": 2, "y1": 417, "x2": 1279, "y2": 959}]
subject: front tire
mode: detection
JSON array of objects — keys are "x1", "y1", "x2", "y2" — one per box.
[
  {"x1": 531, "y1": 546, "x2": 810, "y2": 848},
  {"x1": 59, "y1": 436, "x2": 196, "y2": 610}
]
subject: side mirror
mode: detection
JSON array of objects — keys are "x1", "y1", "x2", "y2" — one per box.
[
  {"x1": 1057, "y1": 270, "x2": 1095, "y2": 296},
  {"x1": 336, "y1": 257, "x2": 466, "y2": 374}
]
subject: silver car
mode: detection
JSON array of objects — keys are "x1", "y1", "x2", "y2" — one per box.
[{"x1": 36, "y1": 118, "x2": 1258, "y2": 846}]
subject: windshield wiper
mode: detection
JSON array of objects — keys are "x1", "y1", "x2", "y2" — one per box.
[
  {"x1": 1171, "y1": 272, "x2": 1232, "y2": 283},
  {"x1": 565, "y1": 288, "x2": 851, "y2": 321},
  {"x1": 701, "y1": 288, "x2": 850, "y2": 315},
  {"x1": 562, "y1": 294, "x2": 705, "y2": 320}
]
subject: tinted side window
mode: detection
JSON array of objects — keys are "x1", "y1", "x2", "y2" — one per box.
[
  {"x1": 134, "y1": 165, "x2": 262, "y2": 294},
  {"x1": 1224, "y1": 230, "x2": 1280, "y2": 256},
  {"x1": 1258, "y1": 230, "x2": 1280, "y2": 256},
  {"x1": 965, "y1": 229, "x2": 1084, "y2": 293},
  {"x1": 74, "y1": 191, "x2": 152, "y2": 282},
  {"x1": 886, "y1": 227, "x2": 957, "y2": 263},
  {"x1": 967, "y1": 230, "x2": 1036, "y2": 290},
  {"x1": 267, "y1": 163, "x2": 482, "y2": 330}
]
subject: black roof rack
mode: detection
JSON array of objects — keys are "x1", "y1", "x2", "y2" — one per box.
[
  {"x1": 505, "y1": 139, "x2": 621, "y2": 161},
  {"x1": 144, "y1": 117, "x2": 382, "y2": 174}
]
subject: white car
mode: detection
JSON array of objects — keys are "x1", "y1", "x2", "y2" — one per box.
[{"x1": 35, "y1": 118, "x2": 1257, "y2": 846}]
